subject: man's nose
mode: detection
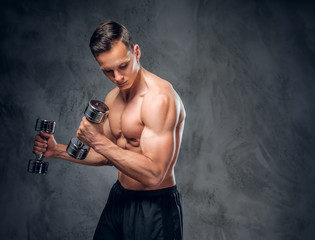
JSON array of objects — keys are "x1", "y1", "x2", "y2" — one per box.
[{"x1": 114, "y1": 70, "x2": 123, "y2": 81}]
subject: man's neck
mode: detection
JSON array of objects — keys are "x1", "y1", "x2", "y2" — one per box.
[{"x1": 120, "y1": 67, "x2": 147, "y2": 102}]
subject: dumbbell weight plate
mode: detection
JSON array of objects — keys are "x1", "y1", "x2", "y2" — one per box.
[
  {"x1": 84, "y1": 100, "x2": 109, "y2": 123},
  {"x1": 28, "y1": 159, "x2": 49, "y2": 175},
  {"x1": 35, "y1": 119, "x2": 56, "y2": 134},
  {"x1": 66, "y1": 137, "x2": 90, "y2": 160}
]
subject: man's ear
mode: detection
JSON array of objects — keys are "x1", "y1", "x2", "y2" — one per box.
[{"x1": 134, "y1": 44, "x2": 141, "y2": 62}]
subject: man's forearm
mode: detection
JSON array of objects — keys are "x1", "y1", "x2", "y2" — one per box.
[{"x1": 53, "y1": 143, "x2": 111, "y2": 166}]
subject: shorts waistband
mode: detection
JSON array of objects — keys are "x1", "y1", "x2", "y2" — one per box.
[{"x1": 114, "y1": 180, "x2": 178, "y2": 197}]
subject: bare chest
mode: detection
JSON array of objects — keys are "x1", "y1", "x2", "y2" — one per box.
[{"x1": 108, "y1": 97, "x2": 144, "y2": 149}]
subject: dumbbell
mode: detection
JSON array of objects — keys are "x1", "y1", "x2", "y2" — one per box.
[
  {"x1": 28, "y1": 119, "x2": 56, "y2": 175},
  {"x1": 66, "y1": 100, "x2": 109, "y2": 160}
]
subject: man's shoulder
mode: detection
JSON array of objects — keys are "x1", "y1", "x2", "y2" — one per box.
[
  {"x1": 141, "y1": 71, "x2": 185, "y2": 128},
  {"x1": 142, "y1": 74, "x2": 183, "y2": 116},
  {"x1": 144, "y1": 78, "x2": 176, "y2": 107},
  {"x1": 144, "y1": 71, "x2": 176, "y2": 98}
]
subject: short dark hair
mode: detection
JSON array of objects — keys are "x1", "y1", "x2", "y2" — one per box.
[{"x1": 89, "y1": 20, "x2": 134, "y2": 56}]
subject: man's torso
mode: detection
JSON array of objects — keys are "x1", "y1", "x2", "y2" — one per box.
[{"x1": 105, "y1": 69, "x2": 185, "y2": 190}]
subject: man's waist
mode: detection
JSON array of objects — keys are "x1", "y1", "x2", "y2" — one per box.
[{"x1": 114, "y1": 180, "x2": 178, "y2": 198}]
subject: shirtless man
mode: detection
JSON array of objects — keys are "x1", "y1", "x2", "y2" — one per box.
[{"x1": 33, "y1": 20, "x2": 185, "y2": 240}]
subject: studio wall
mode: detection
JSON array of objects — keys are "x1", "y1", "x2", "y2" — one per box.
[{"x1": 1, "y1": 0, "x2": 315, "y2": 239}]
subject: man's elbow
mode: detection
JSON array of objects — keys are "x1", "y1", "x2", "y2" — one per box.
[{"x1": 146, "y1": 170, "x2": 165, "y2": 188}]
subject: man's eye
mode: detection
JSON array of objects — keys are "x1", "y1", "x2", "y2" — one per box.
[
  {"x1": 104, "y1": 70, "x2": 112, "y2": 73},
  {"x1": 120, "y1": 64, "x2": 127, "y2": 69}
]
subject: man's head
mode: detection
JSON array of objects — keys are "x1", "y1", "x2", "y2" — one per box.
[
  {"x1": 90, "y1": 20, "x2": 141, "y2": 90},
  {"x1": 89, "y1": 20, "x2": 135, "y2": 56}
]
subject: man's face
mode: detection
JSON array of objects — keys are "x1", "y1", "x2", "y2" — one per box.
[{"x1": 95, "y1": 40, "x2": 141, "y2": 90}]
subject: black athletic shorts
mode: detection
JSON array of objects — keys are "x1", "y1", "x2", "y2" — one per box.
[{"x1": 93, "y1": 180, "x2": 183, "y2": 240}]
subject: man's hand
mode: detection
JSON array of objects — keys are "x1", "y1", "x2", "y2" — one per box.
[
  {"x1": 33, "y1": 131, "x2": 57, "y2": 158},
  {"x1": 77, "y1": 116, "x2": 106, "y2": 147}
]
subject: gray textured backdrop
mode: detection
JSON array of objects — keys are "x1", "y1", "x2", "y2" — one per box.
[{"x1": 1, "y1": 0, "x2": 315, "y2": 239}]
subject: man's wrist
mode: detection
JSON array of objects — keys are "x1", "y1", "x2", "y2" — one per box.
[
  {"x1": 53, "y1": 143, "x2": 66, "y2": 159},
  {"x1": 92, "y1": 134, "x2": 112, "y2": 155}
]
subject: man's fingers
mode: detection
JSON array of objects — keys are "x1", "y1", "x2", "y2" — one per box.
[
  {"x1": 33, "y1": 135, "x2": 48, "y2": 154},
  {"x1": 40, "y1": 131, "x2": 51, "y2": 139},
  {"x1": 34, "y1": 141, "x2": 47, "y2": 148},
  {"x1": 35, "y1": 135, "x2": 48, "y2": 143},
  {"x1": 33, "y1": 142, "x2": 47, "y2": 149},
  {"x1": 33, "y1": 145, "x2": 46, "y2": 154}
]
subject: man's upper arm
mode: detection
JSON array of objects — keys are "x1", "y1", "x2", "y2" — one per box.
[
  {"x1": 103, "y1": 89, "x2": 117, "y2": 143},
  {"x1": 140, "y1": 92, "x2": 179, "y2": 176},
  {"x1": 103, "y1": 119, "x2": 116, "y2": 143}
]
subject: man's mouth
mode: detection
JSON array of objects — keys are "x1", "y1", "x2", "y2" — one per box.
[{"x1": 117, "y1": 81, "x2": 127, "y2": 87}]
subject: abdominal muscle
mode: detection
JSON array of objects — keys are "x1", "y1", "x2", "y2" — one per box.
[{"x1": 116, "y1": 137, "x2": 176, "y2": 191}]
